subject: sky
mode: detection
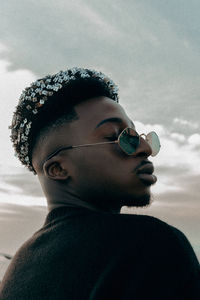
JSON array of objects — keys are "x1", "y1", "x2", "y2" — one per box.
[{"x1": 0, "y1": 0, "x2": 200, "y2": 277}]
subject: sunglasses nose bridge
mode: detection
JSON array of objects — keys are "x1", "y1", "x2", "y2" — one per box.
[
  {"x1": 137, "y1": 135, "x2": 153, "y2": 157},
  {"x1": 118, "y1": 128, "x2": 152, "y2": 157},
  {"x1": 140, "y1": 133, "x2": 146, "y2": 138},
  {"x1": 119, "y1": 128, "x2": 160, "y2": 157}
]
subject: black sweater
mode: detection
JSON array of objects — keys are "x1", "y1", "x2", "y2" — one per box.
[{"x1": 0, "y1": 206, "x2": 199, "y2": 299}]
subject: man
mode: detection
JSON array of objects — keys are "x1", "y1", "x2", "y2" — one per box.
[{"x1": 0, "y1": 67, "x2": 199, "y2": 299}]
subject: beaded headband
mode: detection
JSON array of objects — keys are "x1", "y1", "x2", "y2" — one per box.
[{"x1": 10, "y1": 67, "x2": 119, "y2": 174}]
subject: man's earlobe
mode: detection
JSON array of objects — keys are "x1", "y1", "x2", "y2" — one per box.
[{"x1": 43, "y1": 158, "x2": 69, "y2": 180}]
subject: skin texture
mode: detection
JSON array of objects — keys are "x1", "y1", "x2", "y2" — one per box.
[{"x1": 32, "y1": 96, "x2": 156, "y2": 214}]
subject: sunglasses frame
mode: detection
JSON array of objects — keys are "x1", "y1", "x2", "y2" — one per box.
[{"x1": 43, "y1": 127, "x2": 160, "y2": 164}]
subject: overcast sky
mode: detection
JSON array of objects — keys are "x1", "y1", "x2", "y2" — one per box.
[{"x1": 0, "y1": 0, "x2": 199, "y2": 270}]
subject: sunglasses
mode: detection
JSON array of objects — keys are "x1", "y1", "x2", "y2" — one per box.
[{"x1": 44, "y1": 127, "x2": 161, "y2": 163}]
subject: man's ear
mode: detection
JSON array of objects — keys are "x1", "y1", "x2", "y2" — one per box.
[{"x1": 43, "y1": 157, "x2": 69, "y2": 180}]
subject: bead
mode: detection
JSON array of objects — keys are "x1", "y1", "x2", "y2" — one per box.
[{"x1": 32, "y1": 109, "x2": 38, "y2": 114}]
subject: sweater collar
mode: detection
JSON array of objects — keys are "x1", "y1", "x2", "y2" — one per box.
[{"x1": 43, "y1": 205, "x2": 93, "y2": 226}]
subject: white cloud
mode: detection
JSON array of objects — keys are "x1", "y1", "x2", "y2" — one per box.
[
  {"x1": 0, "y1": 192, "x2": 46, "y2": 206},
  {"x1": 130, "y1": 120, "x2": 200, "y2": 196},
  {"x1": 158, "y1": 132, "x2": 200, "y2": 176},
  {"x1": 188, "y1": 133, "x2": 200, "y2": 147},
  {"x1": 0, "y1": 56, "x2": 36, "y2": 167},
  {"x1": 173, "y1": 118, "x2": 199, "y2": 130},
  {"x1": 170, "y1": 132, "x2": 186, "y2": 143}
]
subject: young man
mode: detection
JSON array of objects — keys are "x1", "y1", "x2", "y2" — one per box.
[{"x1": 0, "y1": 68, "x2": 199, "y2": 299}]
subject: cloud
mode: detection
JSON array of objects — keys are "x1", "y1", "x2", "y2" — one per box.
[
  {"x1": 173, "y1": 118, "x2": 199, "y2": 130},
  {"x1": 170, "y1": 132, "x2": 186, "y2": 143},
  {"x1": 0, "y1": 57, "x2": 36, "y2": 170},
  {"x1": 0, "y1": 203, "x2": 47, "y2": 255},
  {"x1": 0, "y1": 0, "x2": 200, "y2": 129},
  {"x1": 0, "y1": 169, "x2": 43, "y2": 198},
  {"x1": 0, "y1": 0, "x2": 122, "y2": 75},
  {"x1": 188, "y1": 133, "x2": 200, "y2": 148},
  {"x1": 133, "y1": 120, "x2": 200, "y2": 170}
]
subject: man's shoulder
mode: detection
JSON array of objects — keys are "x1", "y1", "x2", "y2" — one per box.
[
  {"x1": 8, "y1": 210, "x2": 198, "y2": 264},
  {"x1": 93, "y1": 210, "x2": 175, "y2": 235},
  {"x1": 95, "y1": 212, "x2": 197, "y2": 253},
  {"x1": 46, "y1": 208, "x2": 188, "y2": 245}
]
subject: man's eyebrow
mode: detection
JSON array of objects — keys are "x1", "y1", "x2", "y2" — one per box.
[{"x1": 95, "y1": 117, "x2": 135, "y2": 129}]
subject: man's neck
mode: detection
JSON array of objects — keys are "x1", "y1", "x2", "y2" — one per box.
[
  {"x1": 47, "y1": 193, "x2": 121, "y2": 214},
  {"x1": 39, "y1": 177, "x2": 121, "y2": 214}
]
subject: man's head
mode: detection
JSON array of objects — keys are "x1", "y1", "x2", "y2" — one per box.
[
  {"x1": 10, "y1": 68, "x2": 118, "y2": 172},
  {"x1": 10, "y1": 67, "x2": 158, "y2": 212}
]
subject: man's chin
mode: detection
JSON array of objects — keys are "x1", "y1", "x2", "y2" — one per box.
[{"x1": 121, "y1": 193, "x2": 153, "y2": 208}]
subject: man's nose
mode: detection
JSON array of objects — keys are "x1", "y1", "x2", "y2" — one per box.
[{"x1": 133, "y1": 136, "x2": 152, "y2": 157}]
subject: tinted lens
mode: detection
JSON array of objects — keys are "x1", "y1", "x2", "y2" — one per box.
[
  {"x1": 146, "y1": 131, "x2": 161, "y2": 156},
  {"x1": 119, "y1": 128, "x2": 139, "y2": 155}
]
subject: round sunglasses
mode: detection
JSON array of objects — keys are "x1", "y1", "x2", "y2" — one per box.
[{"x1": 44, "y1": 127, "x2": 161, "y2": 163}]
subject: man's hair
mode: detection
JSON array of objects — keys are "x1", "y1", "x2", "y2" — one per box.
[{"x1": 10, "y1": 67, "x2": 119, "y2": 174}]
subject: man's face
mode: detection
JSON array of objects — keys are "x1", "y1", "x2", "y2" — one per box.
[{"x1": 45, "y1": 96, "x2": 157, "y2": 211}]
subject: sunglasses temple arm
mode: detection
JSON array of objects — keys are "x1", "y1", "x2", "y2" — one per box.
[
  {"x1": 72, "y1": 140, "x2": 118, "y2": 148},
  {"x1": 43, "y1": 146, "x2": 73, "y2": 162},
  {"x1": 44, "y1": 141, "x2": 118, "y2": 163}
]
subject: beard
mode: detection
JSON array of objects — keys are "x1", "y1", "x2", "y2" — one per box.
[
  {"x1": 77, "y1": 181, "x2": 154, "y2": 213},
  {"x1": 120, "y1": 192, "x2": 153, "y2": 209}
]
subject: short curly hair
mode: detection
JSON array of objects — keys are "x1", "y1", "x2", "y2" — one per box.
[{"x1": 10, "y1": 67, "x2": 119, "y2": 174}]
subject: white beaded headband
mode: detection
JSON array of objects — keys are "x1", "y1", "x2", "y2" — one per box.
[{"x1": 10, "y1": 67, "x2": 119, "y2": 174}]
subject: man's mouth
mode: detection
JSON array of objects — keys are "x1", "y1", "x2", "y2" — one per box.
[{"x1": 136, "y1": 162, "x2": 157, "y2": 185}]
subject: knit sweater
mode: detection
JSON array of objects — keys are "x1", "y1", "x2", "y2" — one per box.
[{"x1": 0, "y1": 206, "x2": 199, "y2": 299}]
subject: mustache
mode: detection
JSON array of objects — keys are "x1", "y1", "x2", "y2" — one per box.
[{"x1": 133, "y1": 160, "x2": 152, "y2": 173}]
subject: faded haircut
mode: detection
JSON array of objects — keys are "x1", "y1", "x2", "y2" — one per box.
[{"x1": 10, "y1": 68, "x2": 119, "y2": 174}]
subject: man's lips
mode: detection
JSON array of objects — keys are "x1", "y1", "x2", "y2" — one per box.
[
  {"x1": 137, "y1": 163, "x2": 154, "y2": 175},
  {"x1": 135, "y1": 162, "x2": 157, "y2": 185}
]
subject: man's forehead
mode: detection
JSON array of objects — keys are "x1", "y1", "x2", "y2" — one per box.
[
  {"x1": 74, "y1": 96, "x2": 131, "y2": 127},
  {"x1": 95, "y1": 117, "x2": 135, "y2": 129}
]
